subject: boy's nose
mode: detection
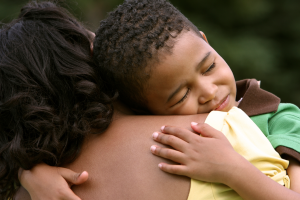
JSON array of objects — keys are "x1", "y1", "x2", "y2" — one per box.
[{"x1": 198, "y1": 84, "x2": 217, "y2": 104}]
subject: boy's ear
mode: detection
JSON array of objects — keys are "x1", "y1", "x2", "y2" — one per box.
[{"x1": 200, "y1": 31, "x2": 209, "y2": 43}]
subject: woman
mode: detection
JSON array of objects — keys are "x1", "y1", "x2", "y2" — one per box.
[
  {"x1": 1, "y1": 2, "x2": 204, "y2": 199},
  {"x1": 0, "y1": 1, "x2": 114, "y2": 198}
]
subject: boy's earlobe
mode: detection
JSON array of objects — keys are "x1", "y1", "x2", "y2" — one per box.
[{"x1": 200, "y1": 31, "x2": 209, "y2": 43}]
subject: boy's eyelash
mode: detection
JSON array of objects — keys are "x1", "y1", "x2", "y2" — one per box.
[
  {"x1": 172, "y1": 63, "x2": 215, "y2": 107},
  {"x1": 175, "y1": 88, "x2": 190, "y2": 106},
  {"x1": 203, "y1": 63, "x2": 215, "y2": 74}
]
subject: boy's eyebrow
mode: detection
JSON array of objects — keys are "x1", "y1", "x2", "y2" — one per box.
[
  {"x1": 166, "y1": 51, "x2": 211, "y2": 103},
  {"x1": 196, "y1": 51, "x2": 211, "y2": 71}
]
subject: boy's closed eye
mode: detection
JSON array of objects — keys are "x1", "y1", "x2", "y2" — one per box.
[
  {"x1": 203, "y1": 62, "x2": 216, "y2": 75},
  {"x1": 171, "y1": 62, "x2": 216, "y2": 107},
  {"x1": 172, "y1": 88, "x2": 190, "y2": 107}
]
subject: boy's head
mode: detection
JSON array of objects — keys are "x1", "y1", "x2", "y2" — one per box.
[{"x1": 94, "y1": 0, "x2": 237, "y2": 114}]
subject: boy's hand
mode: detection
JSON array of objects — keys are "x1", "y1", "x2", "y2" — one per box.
[
  {"x1": 19, "y1": 163, "x2": 88, "y2": 200},
  {"x1": 150, "y1": 122, "x2": 243, "y2": 184}
]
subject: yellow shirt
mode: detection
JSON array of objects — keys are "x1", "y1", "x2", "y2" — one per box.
[{"x1": 188, "y1": 107, "x2": 289, "y2": 200}]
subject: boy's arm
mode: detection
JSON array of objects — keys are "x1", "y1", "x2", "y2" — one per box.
[
  {"x1": 18, "y1": 163, "x2": 88, "y2": 200},
  {"x1": 264, "y1": 104, "x2": 300, "y2": 192},
  {"x1": 151, "y1": 123, "x2": 300, "y2": 200},
  {"x1": 225, "y1": 153, "x2": 300, "y2": 200},
  {"x1": 287, "y1": 156, "x2": 300, "y2": 193}
]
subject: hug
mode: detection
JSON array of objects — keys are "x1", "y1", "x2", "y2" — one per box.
[{"x1": 1, "y1": 1, "x2": 300, "y2": 200}]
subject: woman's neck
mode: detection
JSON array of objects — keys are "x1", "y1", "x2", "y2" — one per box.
[{"x1": 113, "y1": 100, "x2": 135, "y2": 116}]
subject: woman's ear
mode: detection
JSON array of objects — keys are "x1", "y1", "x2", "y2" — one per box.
[
  {"x1": 90, "y1": 42, "x2": 94, "y2": 56},
  {"x1": 200, "y1": 31, "x2": 209, "y2": 43},
  {"x1": 86, "y1": 30, "x2": 95, "y2": 55}
]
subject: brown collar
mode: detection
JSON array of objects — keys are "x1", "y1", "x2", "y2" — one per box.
[{"x1": 236, "y1": 79, "x2": 280, "y2": 116}]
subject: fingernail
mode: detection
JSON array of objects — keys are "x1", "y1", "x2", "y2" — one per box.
[
  {"x1": 161, "y1": 126, "x2": 165, "y2": 132},
  {"x1": 150, "y1": 145, "x2": 156, "y2": 152},
  {"x1": 152, "y1": 132, "x2": 159, "y2": 139},
  {"x1": 191, "y1": 122, "x2": 198, "y2": 126},
  {"x1": 158, "y1": 163, "x2": 162, "y2": 168}
]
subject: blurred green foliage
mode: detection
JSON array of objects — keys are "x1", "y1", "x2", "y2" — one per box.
[{"x1": 1, "y1": 0, "x2": 300, "y2": 106}]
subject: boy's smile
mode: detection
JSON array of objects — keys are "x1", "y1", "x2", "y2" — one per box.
[{"x1": 145, "y1": 31, "x2": 238, "y2": 115}]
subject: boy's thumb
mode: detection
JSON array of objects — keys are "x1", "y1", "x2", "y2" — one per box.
[
  {"x1": 191, "y1": 122, "x2": 221, "y2": 138},
  {"x1": 58, "y1": 168, "x2": 89, "y2": 186}
]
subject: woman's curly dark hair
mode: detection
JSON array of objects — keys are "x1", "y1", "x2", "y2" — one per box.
[
  {"x1": 94, "y1": 0, "x2": 203, "y2": 113},
  {"x1": 0, "y1": 1, "x2": 115, "y2": 198}
]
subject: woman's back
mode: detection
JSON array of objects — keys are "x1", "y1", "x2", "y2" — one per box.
[
  {"x1": 15, "y1": 109, "x2": 208, "y2": 200},
  {"x1": 66, "y1": 109, "x2": 208, "y2": 200}
]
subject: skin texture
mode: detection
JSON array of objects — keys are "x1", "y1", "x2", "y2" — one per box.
[
  {"x1": 65, "y1": 106, "x2": 206, "y2": 200},
  {"x1": 145, "y1": 31, "x2": 238, "y2": 115},
  {"x1": 287, "y1": 156, "x2": 300, "y2": 193}
]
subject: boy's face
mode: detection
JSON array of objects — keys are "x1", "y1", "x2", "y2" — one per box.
[{"x1": 145, "y1": 31, "x2": 238, "y2": 115}]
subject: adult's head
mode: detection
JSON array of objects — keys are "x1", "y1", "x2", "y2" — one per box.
[
  {"x1": 93, "y1": 0, "x2": 204, "y2": 113},
  {"x1": 0, "y1": 1, "x2": 114, "y2": 198}
]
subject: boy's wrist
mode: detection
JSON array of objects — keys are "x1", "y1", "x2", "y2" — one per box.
[
  {"x1": 218, "y1": 154, "x2": 251, "y2": 186},
  {"x1": 223, "y1": 156, "x2": 269, "y2": 198}
]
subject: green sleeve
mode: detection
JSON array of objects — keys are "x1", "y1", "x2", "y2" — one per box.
[{"x1": 266, "y1": 103, "x2": 300, "y2": 154}]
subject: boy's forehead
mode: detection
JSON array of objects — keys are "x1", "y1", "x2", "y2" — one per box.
[
  {"x1": 145, "y1": 31, "x2": 212, "y2": 98},
  {"x1": 156, "y1": 31, "x2": 211, "y2": 66},
  {"x1": 156, "y1": 30, "x2": 208, "y2": 61}
]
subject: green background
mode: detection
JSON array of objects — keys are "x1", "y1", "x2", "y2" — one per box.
[{"x1": 1, "y1": 0, "x2": 300, "y2": 106}]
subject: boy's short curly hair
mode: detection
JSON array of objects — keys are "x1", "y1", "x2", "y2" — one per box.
[{"x1": 94, "y1": 0, "x2": 202, "y2": 113}]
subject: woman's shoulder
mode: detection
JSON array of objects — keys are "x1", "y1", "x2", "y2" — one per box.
[{"x1": 66, "y1": 113, "x2": 208, "y2": 200}]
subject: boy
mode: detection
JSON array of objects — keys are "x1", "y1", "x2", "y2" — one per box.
[
  {"x1": 93, "y1": 0, "x2": 300, "y2": 163},
  {"x1": 93, "y1": 0, "x2": 300, "y2": 195}
]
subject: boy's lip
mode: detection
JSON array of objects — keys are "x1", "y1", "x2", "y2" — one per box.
[{"x1": 213, "y1": 95, "x2": 229, "y2": 111}]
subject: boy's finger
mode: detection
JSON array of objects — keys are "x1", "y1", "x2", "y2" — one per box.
[
  {"x1": 158, "y1": 163, "x2": 187, "y2": 176},
  {"x1": 63, "y1": 190, "x2": 82, "y2": 200},
  {"x1": 57, "y1": 168, "x2": 89, "y2": 186},
  {"x1": 150, "y1": 145, "x2": 185, "y2": 164},
  {"x1": 191, "y1": 122, "x2": 224, "y2": 139},
  {"x1": 152, "y1": 132, "x2": 188, "y2": 151},
  {"x1": 74, "y1": 171, "x2": 89, "y2": 185},
  {"x1": 161, "y1": 125, "x2": 194, "y2": 142}
]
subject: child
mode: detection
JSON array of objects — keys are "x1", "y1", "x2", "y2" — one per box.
[
  {"x1": 93, "y1": 0, "x2": 300, "y2": 172},
  {"x1": 20, "y1": 0, "x2": 300, "y2": 199},
  {"x1": 92, "y1": 0, "x2": 300, "y2": 198}
]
